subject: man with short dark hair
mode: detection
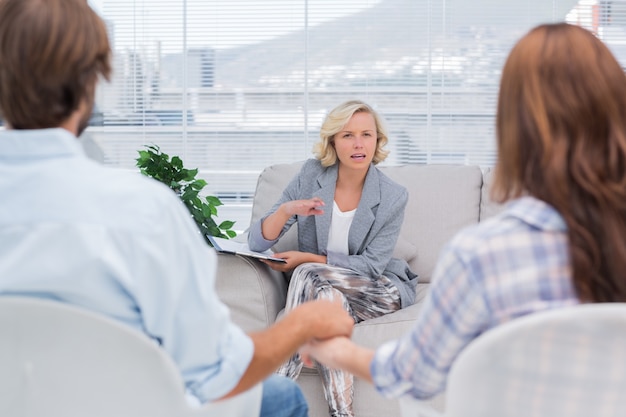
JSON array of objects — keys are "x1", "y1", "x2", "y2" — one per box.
[{"x1": 0, "y1": 1, "x2": 353, "y2": 416}]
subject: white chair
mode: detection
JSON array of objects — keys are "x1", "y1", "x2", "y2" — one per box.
[
  {"x1": 401, "y1": 304, "x2": 626, "y2": 417},
  {"x1": 0, "y1": 297, "x2": 262, "y2": 417}
]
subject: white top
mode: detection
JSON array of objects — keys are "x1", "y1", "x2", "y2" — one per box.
[
  {"x1": 327, "y1": 201, "x2": 356, "y2": 255},
  {"x1": 0, "y1": 128, "x2": 253, "y2": 404}
]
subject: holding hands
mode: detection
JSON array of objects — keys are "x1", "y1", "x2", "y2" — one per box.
[
  {"x1": 300, "y1": 336, "x2": 352, "y2": 369},
  {"x1": 299, "y1": 336, "x2": 375, "y2": 383},
  {"x1": 296, "y1": 299, "x2": 354, "y2": 341}
]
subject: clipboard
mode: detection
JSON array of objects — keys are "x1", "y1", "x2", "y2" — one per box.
[{"x1": 207, "y1": 235, "x2": 287, "y2": 263}]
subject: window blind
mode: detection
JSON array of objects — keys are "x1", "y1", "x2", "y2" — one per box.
[{"x1": 87, "y1": 0, "x2": 623, "y2": 232}]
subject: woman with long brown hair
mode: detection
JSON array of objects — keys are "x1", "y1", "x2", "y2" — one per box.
[{"x1": 299, "y1": 22, "x2": 626, "y2": 402}]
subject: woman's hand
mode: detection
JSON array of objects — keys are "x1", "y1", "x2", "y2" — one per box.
[
  {"x1": 300, "y1": 336, "x2": 353, "y2": 369},
  {"x1": 299, "y1": 336, "x2": 375, "y2": 383},
  {"x1": 261, "y1": 197, "x2": 325, "y2": 241},
  {"x1": 261, "y1": 251, "x2": 326, "y2": 272},
  {"x1": 280, "y1": 197, "x2": 325, "y2": 217}
]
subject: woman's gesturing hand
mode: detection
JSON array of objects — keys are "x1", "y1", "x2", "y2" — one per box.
[
  {"x1": 261, "y1": 197, "x2": 325, "y2": 241},
  {"x1": 281, "y1": 197, "x2": 325, "y2": 217}
]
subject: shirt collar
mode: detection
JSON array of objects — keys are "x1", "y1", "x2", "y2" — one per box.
[
  {"x1": 505, "y1": 196, "x2": 567, "y2": 232},
  {"x1": 0, "y1": 128, "x2": 84, "y2": 161}
]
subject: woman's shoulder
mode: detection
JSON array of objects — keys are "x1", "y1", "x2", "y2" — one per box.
[
  {"x1": 300, "y1": 158, "x2": 324, "y2": 172},
  {"x1": 297, "y1": 158, "x2": 334, "y2": 180},
  {"x1": 373, "y1": 166, "x2": 408, "y2": 197}
]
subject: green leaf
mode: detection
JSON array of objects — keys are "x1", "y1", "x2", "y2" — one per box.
[
  {"x1": 201, "y1": 205, "x2": 213, "y2": 218},
  {"x1": 184, "y1": 168, "x2": 198, "y2": 181},
  {"x1": 190, "y1": 179, "x2": 207, "y2": 190},
  {"x1": 136, "y1": 150, "x2": 150, "y2": 162},
  {"x1": 181, "y1": 188, "x2": 199, "y2": 201},
  {"x1": 206, "y1": 195, "x2": 223, "y2": 206},
  {"x1": 171, "y1": 156, "x2": 183, "y2": 169},
  {"x1": 219, "y1": 220, "x2": 235, "y2": 230},
  {"x1": 207, "y1": 224, "x2": 221, "y2": 236}
]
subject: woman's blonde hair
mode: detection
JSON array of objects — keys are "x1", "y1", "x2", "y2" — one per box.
[{"x1": 313, "y1": 100, "x2": 390, "y2": 167}]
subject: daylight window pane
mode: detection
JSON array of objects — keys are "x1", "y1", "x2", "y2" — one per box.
[{"x1": 87, "y1": 0, "x2": 624, "y2": 232}]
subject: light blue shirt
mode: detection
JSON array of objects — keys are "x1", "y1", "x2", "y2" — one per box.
[
  {"x1": 0, "y1": 128, "x2": 254, "y2": 403},
  {"x1": 371, "y1": 196, "x2": 579, "y2": 399}
]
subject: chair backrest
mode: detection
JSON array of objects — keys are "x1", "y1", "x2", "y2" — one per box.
[
  {"x1": 0, "y1": 297, "x2": 261, "y2": 417},
  {"x1": 445, "y1": 304, "x2": 626, "y2": 417}
]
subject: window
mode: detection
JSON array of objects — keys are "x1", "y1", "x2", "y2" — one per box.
[{"x1": 87, "y1": 0, "x2": 626, "y2": 232}]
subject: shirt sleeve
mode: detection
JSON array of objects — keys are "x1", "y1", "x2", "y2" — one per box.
[
  {"x1": 370, "y1": 241, "x2": 490, "y2": 399},
  {"x1": 130, "y1": 192, "x2": 255, "y2": 403},
  {"x1": 247, "y1": 216, "x2": 281, "y2": 252}
]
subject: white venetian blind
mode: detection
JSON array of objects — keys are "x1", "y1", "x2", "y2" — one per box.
[{"x1": 86, "y1": 0, "x2": 625, "y2": 232}]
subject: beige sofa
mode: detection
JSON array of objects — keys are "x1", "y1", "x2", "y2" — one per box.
[{"x1": 215, "y1": 161, "x2": 503, "y2": 417}]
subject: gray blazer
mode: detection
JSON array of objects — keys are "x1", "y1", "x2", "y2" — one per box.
[{"x1": 249, "y1": 159, "x2": 418, "y2": 307}]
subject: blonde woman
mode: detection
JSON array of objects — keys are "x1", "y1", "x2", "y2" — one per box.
[{"x1": 248, "y1": 100, "x2": 418, "y2": 417}]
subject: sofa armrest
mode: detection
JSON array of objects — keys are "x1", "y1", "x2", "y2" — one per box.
[{"x1": 215, "y1": 253, "x2": 288, "y2": 332}]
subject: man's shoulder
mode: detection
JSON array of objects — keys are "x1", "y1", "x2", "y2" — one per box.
[
  {"x1": 85, "y1": 163, "x2": 187, "y2": 228},
  {"x1": 93, "y1": 164, "x2": 177, "y2": 203}
]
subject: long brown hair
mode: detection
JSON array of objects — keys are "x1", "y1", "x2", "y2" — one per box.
[
  {"x1": 493, "y1": 23, "x2": 626, "y2": 302},
  {"x1": 0, "y1": 0, "x2": 111, "y2": 129}
]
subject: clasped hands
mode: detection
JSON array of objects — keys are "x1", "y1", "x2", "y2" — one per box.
[
  {"x1": 299, "y1": 298, "x2": 354, "y2": 371},
  {"x1": 300, "y1": 336, "x2": 353, "y2": 370}
]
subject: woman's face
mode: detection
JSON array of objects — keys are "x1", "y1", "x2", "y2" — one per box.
[{"x1": 333, "y1": 111, "x2": 377, "y2": 171}]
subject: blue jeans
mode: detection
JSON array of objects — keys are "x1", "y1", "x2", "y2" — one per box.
[{"x1": 260, "y1": 374, "x2": 308, "y2": 417}]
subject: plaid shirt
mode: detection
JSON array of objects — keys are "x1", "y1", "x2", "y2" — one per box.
[{"x1": 371, "y1": 196, "x2": 580, "y2": 399}]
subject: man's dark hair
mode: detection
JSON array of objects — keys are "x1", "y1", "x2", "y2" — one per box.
[{"x1": 0, "y1": 0, "x2": 111, "y2": 129}]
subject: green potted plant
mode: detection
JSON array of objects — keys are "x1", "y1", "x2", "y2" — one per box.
[{"x1": 136, "y1": 144, "x2": 236, "y2": 243}]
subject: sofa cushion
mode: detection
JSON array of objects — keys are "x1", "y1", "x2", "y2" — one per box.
[
  {"x1": 378, "y1": 164, "x2": 483, "y2": 283},
  {"x1": 250, "y1": 161, "x2": 483, "y2": 284}
]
